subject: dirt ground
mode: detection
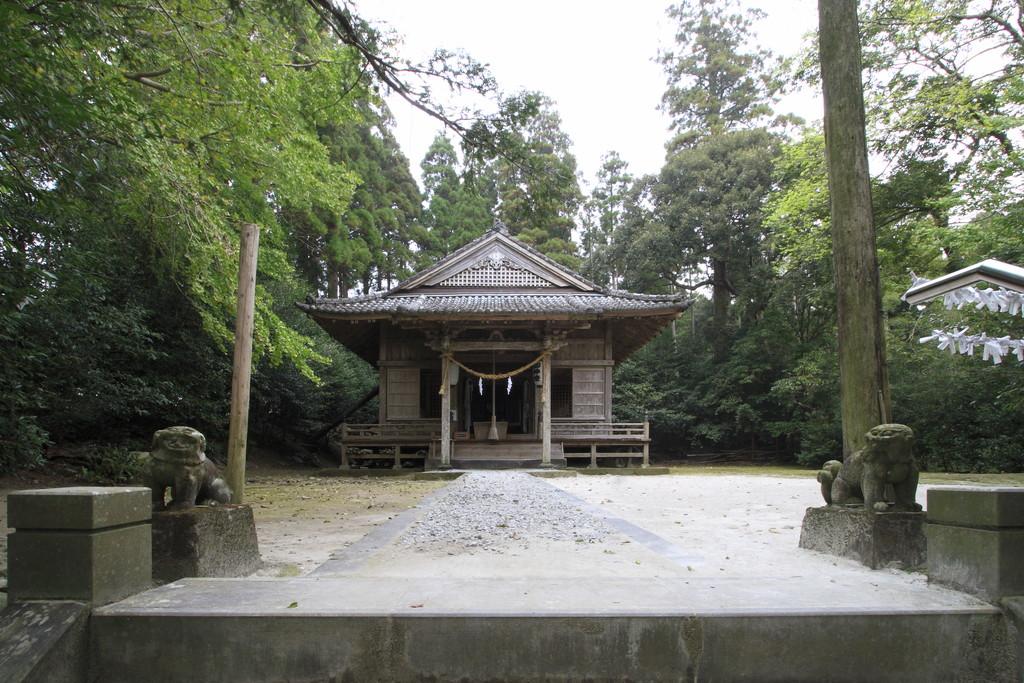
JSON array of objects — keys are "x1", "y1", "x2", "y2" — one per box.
[
  {"x1": 244, "y1": 471, "x2": 444, "y2": 576},
  {"x1": 0, "y1": 466, "x2": 444, "y2": 584}
]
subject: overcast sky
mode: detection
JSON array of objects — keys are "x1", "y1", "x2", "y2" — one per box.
[{"x1": 361, "y1": 0, "x2": 822, "y2": 190}]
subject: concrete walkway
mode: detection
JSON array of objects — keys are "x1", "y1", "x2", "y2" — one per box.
[
  {"x1": 91, "y1": 472, "x2": 1017, "y2": 682},
  {"x1": 107, "y1": 471, "x2": 991, "y2": 614}
]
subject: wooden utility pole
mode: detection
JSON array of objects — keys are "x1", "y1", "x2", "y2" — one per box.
[
  {"x1": 819, "y1": 0, "x2": 892, "y2": 458},
  {"x1": 226, "y1": 223, "x2": 260, "y2": 503}
]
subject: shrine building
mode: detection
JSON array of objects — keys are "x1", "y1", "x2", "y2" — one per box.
[{"x1": 299, "y1": 222, "x2": 689, "y2": 469}]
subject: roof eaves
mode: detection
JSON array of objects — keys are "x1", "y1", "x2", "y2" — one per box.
[
  {"x1": 391, "y1": 228, "x2": 500, "y2": 292},
  {"x1": 902, "y1": 259, "x2": 1024, "y2": 304}
]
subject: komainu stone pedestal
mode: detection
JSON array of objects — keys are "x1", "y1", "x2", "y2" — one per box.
[
  {"x1": 7, "y1": 487, "x2": 152, "y2": 605},
  {"x1": 152, "y1": 505, "x2": 261, "y2": 583},
  {"x1": 799, "y1": 506, "x2": 927, "y2": 569},
  {"x1": 926, "y1": 487, "x2": 1024, "y2": 601}
]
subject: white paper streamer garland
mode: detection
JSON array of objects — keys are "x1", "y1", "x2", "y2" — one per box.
[
  {"x1": 909, "y1": 273, "x2": 1024, "y2": 316},
  {"x1": 919, "y1": 328, "x2": 1024, "y2": 364},
  {"x1": 910, "y1": 276, "x2": 1024, "y2": 364}
]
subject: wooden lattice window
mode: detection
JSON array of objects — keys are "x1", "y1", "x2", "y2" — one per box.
[{"x1": 439, "y1": 256, "x2": 552, "y2": 288}]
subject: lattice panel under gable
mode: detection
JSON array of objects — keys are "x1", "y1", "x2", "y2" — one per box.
[{"x1": 439, "y1": 255, "x2": 553, "y2": 288}]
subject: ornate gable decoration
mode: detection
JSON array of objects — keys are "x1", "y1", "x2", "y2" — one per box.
[
  {"x1": 438, "y1": 250, "x2": 553, "y2": 288},
  {"x1": 394, "y1": 225, "x2": 597, "y2": 293}
]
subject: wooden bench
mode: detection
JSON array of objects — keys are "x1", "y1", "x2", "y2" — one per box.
[{"x1": 553, "y1": 422, "x2": 650, "y2": 468}]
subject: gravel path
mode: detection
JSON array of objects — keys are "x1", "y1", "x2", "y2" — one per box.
[{"x1": 397, "y1": 472, "x2": 615, "y2": 553}]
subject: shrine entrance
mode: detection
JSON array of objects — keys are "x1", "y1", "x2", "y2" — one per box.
[{"x1": 460, "y1": 363, "x2": 536, "y2": 438}]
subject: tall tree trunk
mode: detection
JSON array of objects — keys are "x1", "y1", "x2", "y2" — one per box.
[
  {"x1": 819, "y1": 0, "x2": 892, "y2": 458},
  {"x1": 325, "y1": 217, "x2": 340, "y2": 298},
  {"x1": 711, "y1": 258, "x2": 730, "y2": 362},
  {"x1": 327, "y1": 269, "x2": 339, "y2": 299}
]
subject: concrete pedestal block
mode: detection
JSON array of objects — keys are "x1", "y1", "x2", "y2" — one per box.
[
  {"x1": 152, "y1": 505, "x2": 261, "y2": 583},
  {"x1": 927, "y1": 487, "x2": 1024, "y2": 601},
  {"x1": 0, "y1": 601, "x2": 90, "y2": 683},
  {"x1": 799, "y1": 506, "x2": 926, "y2": 569},
  {"x1": 7, "y1": 487, "x2": 152, "y2": 606}
]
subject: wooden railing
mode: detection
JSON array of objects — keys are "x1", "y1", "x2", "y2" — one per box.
[
  {"x1": 336, "y1": 420, "x2": 651, "y2": 468},
  {"x1": 551, "y1": 421, "x2": 649, "y2": 440},
  {"x1": 341, "y1": 422, "x2": 439, "y2": 440},
  {"x1": 336, "y1": 421, "x2": 438, "y2": 470},
  {"x1": 343, "y1": 421, "x2": 648, "y2": 441}
]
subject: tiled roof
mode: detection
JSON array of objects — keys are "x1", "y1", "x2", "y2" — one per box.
[
  {"x1": 299, "y1": 291, "x2": 688, "y2": 318},
  {"x1": 300, "y1": 224, "x2": 689, "y2": 322}
]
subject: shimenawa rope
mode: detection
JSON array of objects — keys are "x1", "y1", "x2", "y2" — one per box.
[{"x1": 438, "y1": 351, "x2": 550, "y2": 395}]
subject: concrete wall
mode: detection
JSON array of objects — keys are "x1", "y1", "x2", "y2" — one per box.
[{"x1": 91, "y1": 611, "x2": 1017, "y2": 682}]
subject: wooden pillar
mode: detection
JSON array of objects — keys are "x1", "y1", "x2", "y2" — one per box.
[
  {"x1": 642, "y1": 420, "x2": 650, "y2": 468},
  {"x1": 392, "y1": 444, "x2": 401, "y2": 470},
  {"x1": 589, "y1": 443, "x2": 597, "y2": 469},
  {"x1": 226, "y1": 223, "x2": 260, "y2": 504},
  {"x1": 440, "y1": 346, "x2": 452, "y2": 469},
  {"x1": 540, "y1": 348, "x2": 553, "y2": 468},
  {"x1": 340, "y1": 439, "x2": 349, "y2": 469}
]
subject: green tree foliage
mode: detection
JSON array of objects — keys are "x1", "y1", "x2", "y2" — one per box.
[
  {"x1": 415, "y1": 94, "x2": 583, "y2": 267},
  {"x1": 1, "y1": 0, "x2": 363, "y2": 360},
  {"x1": 0, "y1": 1, "x2": 385, "y2": 468},
  {"x1": 315, "y1": 104, "x2": 423, "y2": 296},
  {"x1": 659, "y1": 0, "x2": 779, "y2": 142},
  {"x1": 657, "y1": 129, "x2": 781, "y2": 351},
  {"x1": 580, "y1": 152, "x2": 633, "y2": 287},
  {"x1": 610, "y1": 0, "x2": 1024, "y2": 472},
  {"x1": 607, "y1": 175, "x2": 678, "y2": 294},
  {"x1": 763, "y1": 125, "x2": 1023, "y2": 469},
  {"x1": 859, "y1": 0, "x2": 1024, "y2": 213},
  {"x1": 641, "y1": 0, "x2": 783, "y2": 355},
  {"x1": 607, "y1": 0, "x2": 789, "y2": 454},
  {"x1": 0, "y1": 0, "x2": 552, "y2": 472},
  {"x1": 492, "y1": 97, "x2": 584, "y2": 266},
  {"x1": 416, "y1": 133, "x2": 495, "y2": 261},
  {"x1": 286, "y1": 102, "x2": 421, "y2": 299}
]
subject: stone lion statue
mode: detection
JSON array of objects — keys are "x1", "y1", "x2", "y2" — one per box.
[
  {"x1": 816, "y1": 423, "x2": 921, "y2": 512},
  {"x1": 144, "y1": 426, "x2": 232, "y2": 510}
]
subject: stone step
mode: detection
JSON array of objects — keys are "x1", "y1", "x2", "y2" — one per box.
[
  {"x1": 90, "y1": 576, "x2": 1016, "y2": 682},
  {"x1": 426, "y1": 442, "x2": 566, "y2": 470},
  {"x1": 449, "y1": 457, "x2": 568, "y2": 470},
  {"x1": 452, "y1": 441, "x2": 559, "y2": 457}
]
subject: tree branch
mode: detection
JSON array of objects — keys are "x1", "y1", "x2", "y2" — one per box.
[
  {"x1": 676, "y1": 278, "x2": 713, "y2": 291},
  {"x1": 122, "y1": 66, "x2": 172, "y2": 80},
  {"x1": 304, "y1": 0, "x2": 470, "y2": 138},
  {"x1": 123, "y1": 72, "x2": 173, "y2": 92},
  {"x1": 949, "y1": 10, "x2": 1024, "y2": 50}
]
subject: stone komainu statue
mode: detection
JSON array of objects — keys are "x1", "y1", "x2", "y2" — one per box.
[
  {"x1": 146, "y1": 426, "x2": 232, "y2": 510},
  {"x1": 817, "y1": 424, "x2": 921, "y2": 513}
]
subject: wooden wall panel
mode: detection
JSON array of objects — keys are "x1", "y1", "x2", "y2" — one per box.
[
  {"x1": 555, "y1": 339, "x2": 606, "y2": 361},
  {"x1": 382, "y1": 325, "x2": 433, "y2": 361},
  {"x1": 386, "y1": 367, "x2": 420, "y2": 419},
  {"x1": 572, "y1": 368, "x2": 606, "y2": 418}
]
